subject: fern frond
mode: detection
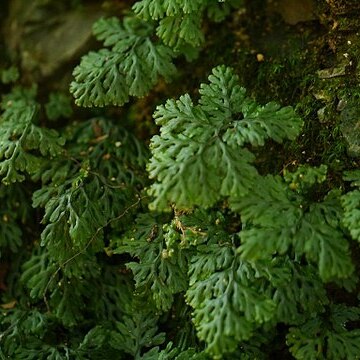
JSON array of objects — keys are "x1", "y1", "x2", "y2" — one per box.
[
  {"x1": 232, "y1": 170, "x2": 354, "y2": 281},
  {"x1": 287, "y1": 305, "x2": 360, "y2": 360},
  {"x1": 148, "y1": 66, "x2": 302, "y2": 210},
  {"x1": 0, "y1": 88, "x2": 64, "y2": 184},
  {"x1": 70, "y1": 17, "x2": 176, "y2": 107}
]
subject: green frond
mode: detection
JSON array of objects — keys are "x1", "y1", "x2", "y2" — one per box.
[
  {"x1": 148, "y1": 66, "x2": 302, "y2": 210},
  {"x1": 70, "y1": 17, "x2": 176, "y2": 107}
]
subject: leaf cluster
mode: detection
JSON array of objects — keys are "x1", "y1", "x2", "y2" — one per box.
[
  {"x1": 70, "y1": 16, "x2": 176, "y2": 107},
  {"x1": 133, "y1": 0, "x2": 243, "y2": 49},
  {"x1": 3, "y1": 1, "x2": 360, "y2": 359},
  {"x1": 148, "y1": 65, "x2": 302, "y2": 210},
  {"x1": 0, "y1": 87, "x2": 64, "y2": 184}
]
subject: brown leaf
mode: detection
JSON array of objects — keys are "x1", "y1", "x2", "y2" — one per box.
[{"x1": 1, "y1": 300, "x2": 16, "y2": 309}]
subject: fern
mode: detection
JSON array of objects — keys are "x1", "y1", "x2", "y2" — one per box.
[
  {"x1": 231, "y1": 167, "x2": 354, "y2": 281},
  {"x1": 45, "y1": 92, "x2": 73, "y2": 121},
  {"x1": 148, "y1": 65, "x2": 302, "y2": 210},
  {"x1": 186, "y1": 243, "x2": 275, "y2": 356},
  {"x1": 70, "y1": 16, "x2": 176, "y2": 107},
  {"x1": 32, "y1": 118, "x2": 147, "y2": 265},
  {"x1": 287, "y1": 304, "x2": 360, "y2": 360},
  {"x1": 110, "y1": 213, "x2": 188, "y2": 311},
  {"x1": 271, "y1": 260, "x2": 328, "y2": 325},
  {"x1": 0, "y1": 183, "x2": 29, "y2": 255},
  {"x1": 33, "y1": 175, "x2": 108, "y2": 258},
  {"x1": 341, "y1": 170, "x2": 360, "y2": 244},
  {"x1": 133, "y1": 0, "x2": 243, "y2": 49},
  {"x1": 110, "y1": 302, "x2": 166, "y2": 358},
  {"x1": 0, "y1": 87, "x2": 64, "y2": 184},
  {"x1": 20, "y1": 248, "x2": 57, "y2": 299},
  {"x1": 72, "y1": 326, "x2": 111, "y2": 360},
  {"x1": 2, "y1": 1, "x2": 360, "y2": 359}
]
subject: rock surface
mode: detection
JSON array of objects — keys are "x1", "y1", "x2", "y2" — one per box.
[{"x1": 3, "y1": 0, "x2": 104, "y2": 81}]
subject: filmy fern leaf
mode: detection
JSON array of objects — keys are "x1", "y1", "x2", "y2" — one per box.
[
  {"x1": 45, "y1": 92, "x2": 73, "y2": 121},
  {"x1": 287, "y1": 305, "x2": 360, "y2": 360},
  {"x1": 148, "y1": 65, "x2": 302, "y2": 210},
  {"x1": 70, "y1": 16, "x2": 176, "y2": 107},
  {"x1": 341, "y1": 170, "x2": 360, "y2": 243},
  {"x1": 110, "y1": 302, "x2": 165, "y2": 359},
  {"x1": 187, "y1": 244, "x2": 275, "y2": 356},
  {"x1": 111, "y1": 213, "x2": 188, "y2": 311},
  {"x1": 33, "y1": 175, "x2": 107, "y2": 262},
  {"x1": 32, "y1": 118, "x2": 147, "y2": 266},
  {"x1": 133, "y1": 0, "x2": 204, "y2": 19},
  {"x1": 133, "y1": 0, "x2": 204, "y2": 48},
  {"x1": 271, "y1": 261, "x2": 328, "y2": 324},
  {"x1": 133, "y1": 0, "x2": 243, "y2": 48},
  {"x1": 206, "y1": 0, "x2": 244, "y2": 22},
  {"x1": 0, "y1": 88, "x2": 64, "y2": 184},
  {"x1": 231, "y1": 169, "x2": 354, "y2": 281},
  {"x1": 0, "y1": 183, "x2": 31, "y2": 256},
  {"x1": 0, "y1": 207, "x2": 22, "y2": 254},
  {"x1": 21, "y1": 248, "x2": 57, "y2": 300}
]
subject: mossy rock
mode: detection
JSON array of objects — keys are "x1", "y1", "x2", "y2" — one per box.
[{"x1": 340, "y1": 100, "x2": 360, "y2": 157}]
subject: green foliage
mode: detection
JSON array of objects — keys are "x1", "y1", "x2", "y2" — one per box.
[
  {"x1": 287, "y1": 305, "x2": 360, "y2": 360},
  {"x1": 0, "y1": 308, "x2": 113, "y2": 359},
  {"x1": 231, "y1": 167, "x2": 354, "y2": 281},
  {"x1": 0, "y1": 87, "x2": 64, "y2": 184},
  {"x1": 0, "y1": 209, "x2": 21, "y2": 253},
  {"x1": 2, "y1": 1, "x2": 360, "y2": 359},
  {"x1": 0, "y1": 183, "x2": 30, "y2": 255},
  {"x1": 206, "y1": 0, "x2": 243, "y2": 22},
  {"x1": 342, "y1": 170, "x2": 360, "y2": 243},
  {"x1": 111, "y1": 213, "x2": 188, "y2": 311},
  {"x1": 32, "y1": 117, "x2": 148, "y2": 265},
  {"x1": 45, "y1": 92, "x2": 73, "y2": 121},
  {"x1": 342, "y1": 189, "x2": 360, "y2": 242},
  {"x1": 1, "y1": 66, "x2": 19, "y2": 84},
  {"x1": 21, "y1": 248, "x2": 57, "y2": 299},
  {"x1": 33, "y1": 173, "x2": 108, "y2": 261},
  {"x1": 70, "y1": 16, "x2": 176, "y2": 107},
  {"x1": 271, "y1": 261, "x2": 328, "y2": 325},
  {"x1": 133, "y1": 0, "x2": 243, "y2": 49},
  {"x1": 283, "y1": 164, "x2": 328, "y2": 191},
  {"x1": 186, "y1": 243, "x2": 275, "y2": 356},
  {"x1": 110, "y1": 302, "x2": 166, "y2": 358},
  {"x1": 148, "y1": 65, "x2": 302, "y2": 210},
  {"x1": 21, "y1": 247, "x2": 99, "y2": 326}
]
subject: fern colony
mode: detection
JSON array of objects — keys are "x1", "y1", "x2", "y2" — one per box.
[{"x1": 2, "y1": 0, "x2": 360, "y2": 359}]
